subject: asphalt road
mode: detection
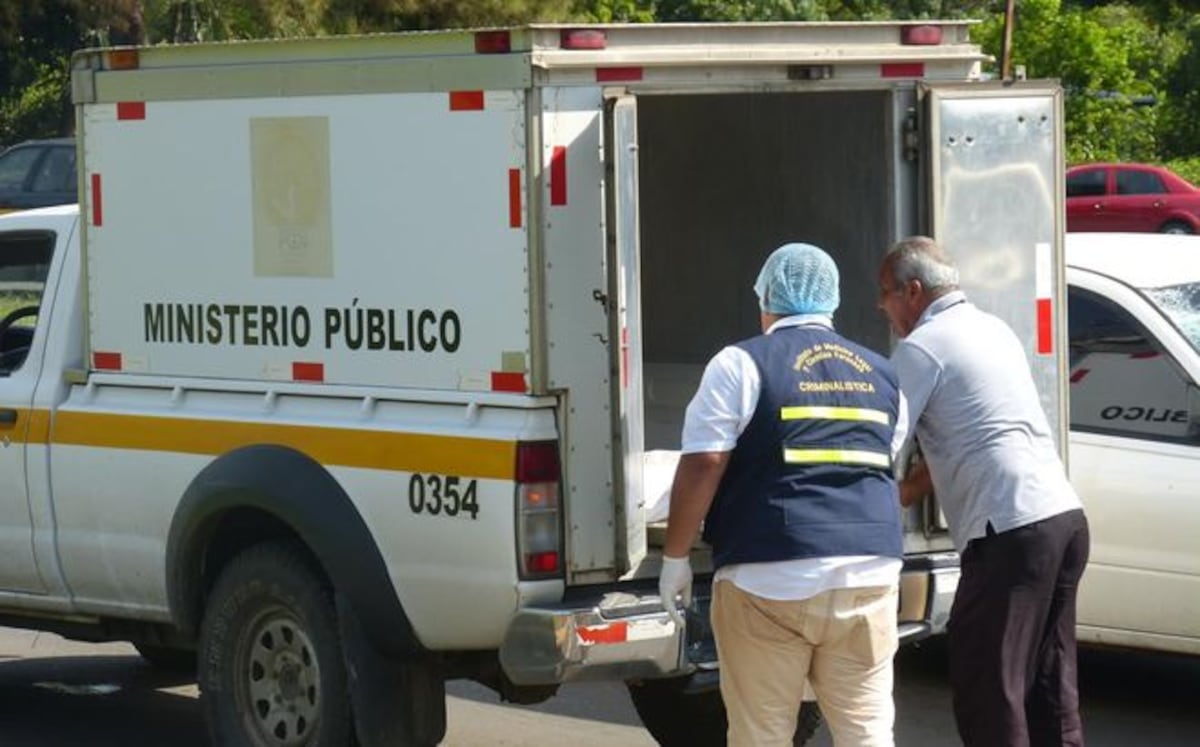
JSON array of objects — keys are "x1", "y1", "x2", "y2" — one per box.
[{"x1": 0, "y1": 628, "x2": 1197, "y2": 746}]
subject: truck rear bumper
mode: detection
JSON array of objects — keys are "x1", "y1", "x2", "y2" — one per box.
[
  {"x1": 898, "y1": 551, "x2": 960, "y2": 641},
  {"x1": 499, "y1": 592, "x2": 686, "y2": 686},
  {"x1": 500, "y1": 551, "x2": 961, "y2": 687}
]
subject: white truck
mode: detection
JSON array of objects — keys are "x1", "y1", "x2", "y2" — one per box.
[{"x1": 0, "y1": 22, "x2": 1067, "y2": 747}]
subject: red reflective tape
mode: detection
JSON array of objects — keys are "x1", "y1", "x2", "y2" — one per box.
[
  {"x1": 93, "y1": 351, "x2": 122, "y2": 370},
  {"x1": 550, "y1": 146, "x2": 567, "y2": 206},
  {"x1": 596, "y1": 67, "x2": 643, "y2": 83},
  {"x1": 91, "y1": 174, "x2": 103, "y2": 226},
  {"x1": 1130, "y1": 350, "x2": 1161, "y2": 359},
  {"x1": 1069, "y1": 368, "x2": 1090, "y2": 384},
  {"x1": 491, "y1": 371, "x2": 525, "y2": 392},
  {"x1": 116, "y1": 101, "x2": 146, "y2": 120},
  {"x1": 292, "y1": 362, "x2": 325, "y2": 382},
  {"x1": 474, "y1": 30, "x2": 511, "y2": 54},
  {"x1": 577, "y1": 622, "x2": 628, "y2": 644},
  {"x1": 1036, "y1": 298, "x2": 1053, "y2": 355},
  {"x1": 508, "y1": 169, "x2": 522, "y2": 228},
  {"x1": 449, "y1": 91, "x2": 485, "y2": 111},
  {"x1": 881, "y1": 63, "x2": 925, "y2": 78}
]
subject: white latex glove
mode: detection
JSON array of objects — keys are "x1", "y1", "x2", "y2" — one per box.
[{"x1": 659, "y1": 555, "x2": 693, "y2": 631}]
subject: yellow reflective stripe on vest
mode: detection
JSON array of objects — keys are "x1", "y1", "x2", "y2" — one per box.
[
  {"x1": 779, "y1": 406, "x2": 890, "y2": 425},
  {"x1": 783, "y1": 448, "x2": 891, "y2": 469}
]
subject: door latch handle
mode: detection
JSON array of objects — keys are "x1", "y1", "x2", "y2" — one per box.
[{"x1": 0, "y1": 408, "x2": 17, "y2": 426}]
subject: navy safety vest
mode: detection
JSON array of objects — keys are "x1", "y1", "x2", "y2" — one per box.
[{"x1": 703, "y1": 324, "x2": 903, "y2": 570}]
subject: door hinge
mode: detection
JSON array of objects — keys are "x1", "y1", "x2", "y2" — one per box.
[{"x1": 903, "y1": 108, "x2": 920, "y2": 163}]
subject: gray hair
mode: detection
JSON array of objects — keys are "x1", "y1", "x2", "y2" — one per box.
[{"x1": 885, "y1": 236, "x2": 959, "y2": 291}]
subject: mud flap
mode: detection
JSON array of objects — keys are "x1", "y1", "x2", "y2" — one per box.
[{"x1": 337, "y1": 594, "x2": 447, "y2": 747}]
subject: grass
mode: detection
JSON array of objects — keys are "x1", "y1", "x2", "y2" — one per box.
[{"x1": 0, "y1": 292, "x2": 42, "y2": 325}]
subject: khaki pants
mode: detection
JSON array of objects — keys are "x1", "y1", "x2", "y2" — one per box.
[{"x1": 711, "y1": 580, "x2": 899, "y2": 747}]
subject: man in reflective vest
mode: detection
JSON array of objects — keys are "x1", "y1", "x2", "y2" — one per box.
[{"x1": 660, "y1": 242, "x2": 907, "y2": 746}]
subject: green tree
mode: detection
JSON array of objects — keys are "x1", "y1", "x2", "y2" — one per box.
[
  {"x1": 1073, "y1": 0, "x2": 1200, "y2": 26},
  {"x1": 653, "y1": 0, "x2": 825, "y2": 22},
  {"x1": 574, "y1": 0, "x2": 655, "y2": 22},
  {"x1": 976, "y1": 0, "x2": 1170, "y2": 164},
  {"x1": 1158, "y1": 18, "x2": 1200, "y2": 160},
  {"x1": 0, "y1": 1, "x2": 88, "y2": 143},
  {"x1": 5, "y1": 0, "x2": 1200, "y2": 166},
  {"x1": 0, "y1": 60, "x2": 71, "y2": 144},
  {"x1": 86, "y1": 1, "x2": 585, "y2": 44},
  {"x1": 818, "y1": 1, "x2": 992, "y2": 20},
  {"x1": 369, "y1": 0, "x2": 576, "y2": 29}
]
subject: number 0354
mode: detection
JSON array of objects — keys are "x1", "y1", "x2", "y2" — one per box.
[{"x1": 408, "y1": 473, "x2": 479, "y2": 520}]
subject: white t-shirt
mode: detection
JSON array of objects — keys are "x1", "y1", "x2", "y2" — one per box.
[
  {"x1": 892, "y1": 291, "x2": 1081, "y2": 552},
  {"x1": 681, "y1": 314, "x2": 904, "y2": 601}
]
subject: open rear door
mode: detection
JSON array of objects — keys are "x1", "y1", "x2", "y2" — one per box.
[
  {"x1": 605, "y1": 95, "x2": 648, "y2": 574},
  {"x1": 924, "y1": 81, "x2": 1068, "y2": 453}
]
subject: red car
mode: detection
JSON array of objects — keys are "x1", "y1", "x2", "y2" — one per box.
[{"x1": 1066, "y1": 163, "x2": 1200, "y2": 234}]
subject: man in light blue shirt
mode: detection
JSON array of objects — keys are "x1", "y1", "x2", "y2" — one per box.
[{"x1": 878, "y1": 236, "x2": 1089, "y2": 747}]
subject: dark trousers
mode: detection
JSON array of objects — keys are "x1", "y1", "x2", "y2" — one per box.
[{"x1": 949, "y1": 508, "x2": 1090, "y2": 747}]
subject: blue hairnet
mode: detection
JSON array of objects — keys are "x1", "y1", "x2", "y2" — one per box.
[{"x1": 753, "y1": 243, "x2": 840, "y2": 316}]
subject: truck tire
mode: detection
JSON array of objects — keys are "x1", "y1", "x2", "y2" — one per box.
[
  {"x1": 627, "y1": 678, "x2": 822, "y2": 746},
  {"x1": 199, "y1": 541, "x2": 354, "y2": 747}
]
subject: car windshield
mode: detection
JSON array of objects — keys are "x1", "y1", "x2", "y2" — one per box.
[{"x1": 1144, "y1": 282, "x2": 1200, "y2": 354}]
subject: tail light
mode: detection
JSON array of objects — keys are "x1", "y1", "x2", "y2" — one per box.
[{"x1": 516, "y1": 441, "x2": 563, "y2": 579}]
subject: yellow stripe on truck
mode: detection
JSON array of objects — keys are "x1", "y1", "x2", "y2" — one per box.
[
  {"x1": 26, "y1": 408, "x2": 52, "y2": 443},
  {"x1": 47, "y1": 410, "x2": 517, "y2": 480}
]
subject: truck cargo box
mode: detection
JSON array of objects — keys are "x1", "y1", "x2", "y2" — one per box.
[{"x1": 71, "y1": 22, "x2": 1066, "y2": 586}]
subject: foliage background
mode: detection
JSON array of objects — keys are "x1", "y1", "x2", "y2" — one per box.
[{"x1": 2, "y1": 0, "x2": 1200, "y2": 179}]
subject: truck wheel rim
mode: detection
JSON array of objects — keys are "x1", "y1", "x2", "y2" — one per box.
[{"x1": 240, "y1": 607, "x2": 321, "y2": 746}]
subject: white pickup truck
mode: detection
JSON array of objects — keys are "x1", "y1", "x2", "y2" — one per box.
[{"x1": 0, "y1": 22, "x2": 1070, "y2": 747}]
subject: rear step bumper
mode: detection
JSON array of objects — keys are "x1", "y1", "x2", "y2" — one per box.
[
  {"x1": 499, "y1": 550, "x2": 960, "y2": 687},
  {"x1": 898, "y1": 551, "x2": 960, "y2": 641},
  {"x1": 499, "y1": 592, "x2": 686, "y2": 686}
]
